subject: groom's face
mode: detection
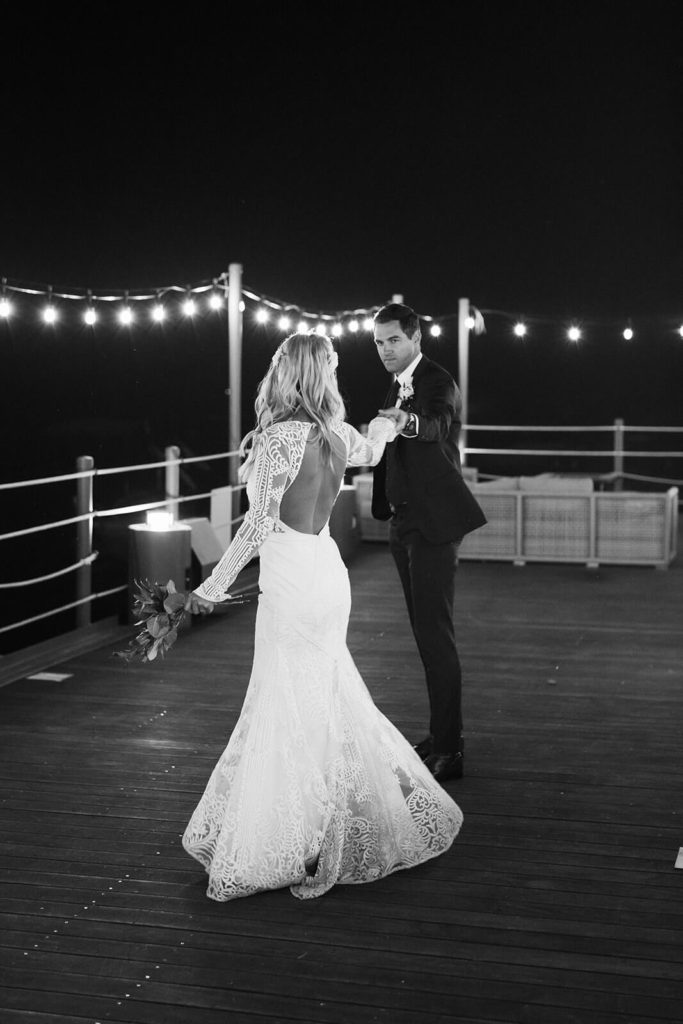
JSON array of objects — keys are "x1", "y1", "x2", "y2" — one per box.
[{"x1": 374, "y1": 320, "x2": 421, "y2": 376}]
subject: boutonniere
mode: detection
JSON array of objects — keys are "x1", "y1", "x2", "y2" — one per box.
[{"x1": 398, "y1": 380, "x2": 414, "y2": 402}]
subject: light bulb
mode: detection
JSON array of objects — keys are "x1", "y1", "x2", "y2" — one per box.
[
  {"x1": 348, "y1": 319, "x2": 359, "y2": 333},
  {"x1": 332, "y1": 323, "x2": 343, "y2": 337},
  {"x1": 622, "y1": 327, "x2": 634, "y2": 340},
  {"x1": 297, "y1": 320, "x2": 308, "y2": 334},
  {"x1": 465, "y1": 315, "x2": 475, "y2": 329},
  {"x1": 513, "y1": 322, "x2": 527, "y2": 337},
  {"x1": 152, "y1": 304, "x2": 166, "y2": 322},
  {"x1": 278, "y1": 316, "x2": 291, "y2": 331},
  {"x1": 363, "y1": 317, "x2": 374, "y2": 332},
  {"x1": 43, "y1": 306, "x2": 58, "y2": 324},
  {"x1": 0, "y1": 298, "x2": 13, "y2": 318},
  {"x1": 84, "y1": 309, "x2": 97, "y2": 325},
  {"x1": 208, "y1": 293, "x2": 223, "y2": 310},
  {"x1": 430, "y1": 324, "x2": 441, "y2": 337},
  {"x1": 146, "y1": 510, "x2": 174, "y2": 531},
  {"x1": 255, "y1": 308, "x2": 269, "y2": 323},
  {"x1": 182, "y1": 298, "x2": 196, "y2": 317},
  {"x1": 119, "y1": 307, "x2": 134, "y2": 326},
  {"x1": 568, "y1": 326, "x2": 581, "y2": 342}
]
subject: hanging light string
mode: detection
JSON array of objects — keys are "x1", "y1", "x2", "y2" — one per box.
[{"x1": 0, "y1": 274, "x2": 681, "y2": 340}]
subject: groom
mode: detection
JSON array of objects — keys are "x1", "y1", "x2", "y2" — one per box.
[{"x1": 372, "y1": 303, "x2": 486, "y2": 782}]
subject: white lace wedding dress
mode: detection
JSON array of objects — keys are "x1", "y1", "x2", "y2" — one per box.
[{"x1": 182, "y1": 419, "x2": 462, "y2": 900}]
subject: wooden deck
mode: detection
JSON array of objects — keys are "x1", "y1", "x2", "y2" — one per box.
[{"x1": 1, "y1": 536, "x2": 682, "y2": 1023}]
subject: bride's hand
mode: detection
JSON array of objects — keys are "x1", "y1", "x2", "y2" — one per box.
[
  {"x1": 185, "y1": 593, "x2": 215, "y2": 615},
  {"x1": 376, "y1": 407, "x2": 409, "y2": 432},
  {"x1": 367, "y1": 415, "x2": 398, "y2": 442}
]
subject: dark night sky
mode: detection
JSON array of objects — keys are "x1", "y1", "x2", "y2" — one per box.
[
  {"x1": 0, "y1": 0, "x2": 681, "y2": 483},
  {"x1": 1, "y1": 1, "x2": 680, "y2": 314}
]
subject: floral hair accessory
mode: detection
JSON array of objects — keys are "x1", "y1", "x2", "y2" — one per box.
[
  {"x1": 271, "y1": 346, "x2": 285, "y2": 368},
  {"x1": 329, "y1": 350, "x2": 339, "y2": 371}
]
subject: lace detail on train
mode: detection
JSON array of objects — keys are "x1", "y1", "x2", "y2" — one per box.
[{"x1": 183, "y1": 415, "x2": 461, "y2": 901}]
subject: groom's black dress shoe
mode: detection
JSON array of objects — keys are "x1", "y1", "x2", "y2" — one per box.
[
  {"x1": 424, "y1": 751, "x2": 464, "y2": 782},
  {"x1": 413, "y1": 736, "x2": 434, "y2": 761}
]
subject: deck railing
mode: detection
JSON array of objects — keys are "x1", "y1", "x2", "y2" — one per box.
[
  {"x1": 0, "y1": 447, "x2": 244, "y2": 637},
  {"x1": 1, "y1": 419, "x2": 682, "y2": 640}
]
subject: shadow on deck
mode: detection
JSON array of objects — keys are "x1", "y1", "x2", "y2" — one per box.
[{"x1": 1, "y1": 537, "x2": 682, "y2": 1023}]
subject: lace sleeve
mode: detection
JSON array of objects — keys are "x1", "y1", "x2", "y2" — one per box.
[
  {"x1": 194, "y1": 429, "x2": 291, "y2": 602},
  {"x1": 342, "y1": 418, "x2": 396, "y2": 468}
]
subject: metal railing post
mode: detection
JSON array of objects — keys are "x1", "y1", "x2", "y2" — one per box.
[
  {"x1": 458, "y1": 297, "x2": 469, "y2": 466},
  {"x1": 165, "y1": 445, "x2": 180, "y2": 520},
  {"x1": 76, "y1": 455, "x2": 94, "y2": 628},
  {"x1": 613, "y1": 418, "x2": 624, "y2": 490},
  {"x1": 228, "y1": 262, "x2": 243, "y2": 526}
]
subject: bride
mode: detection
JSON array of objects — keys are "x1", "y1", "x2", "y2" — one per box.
[{"x1": 182, "y1": 331, "x2": 462, "y2": 901}]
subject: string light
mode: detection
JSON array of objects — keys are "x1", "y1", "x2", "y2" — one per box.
[
  {"x1": 0, "y1": 276, "x2": 675, "y2": 346},
  {"x1": 678, "y1": 326, "x2": 683, "y2": 339}
]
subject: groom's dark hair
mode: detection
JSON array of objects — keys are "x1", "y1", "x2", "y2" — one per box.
[{"x1": 374, "y1": 303, "x2": 421, "y2": 341}]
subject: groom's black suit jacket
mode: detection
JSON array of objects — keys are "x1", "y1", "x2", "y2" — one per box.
[{"x1": 371, "y1": 355, "x2": 487, "y2": 544}]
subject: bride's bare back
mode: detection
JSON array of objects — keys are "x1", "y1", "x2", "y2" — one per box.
[{"x1": 279, "y1": 422, "x2": 347, "y2": 535}]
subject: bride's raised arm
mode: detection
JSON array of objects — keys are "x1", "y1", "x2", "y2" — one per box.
[{"x1": 342, "y1": 417, "x2": 397, "y2": 468}]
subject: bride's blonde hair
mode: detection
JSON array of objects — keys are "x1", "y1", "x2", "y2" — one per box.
[{"x1": 239, "y1": 332, "x2": 346, "y2": 481}]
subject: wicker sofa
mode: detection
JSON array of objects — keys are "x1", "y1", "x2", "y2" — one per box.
[{"x1": 352, "y1": 472, "x2": 679, "y2": 568}]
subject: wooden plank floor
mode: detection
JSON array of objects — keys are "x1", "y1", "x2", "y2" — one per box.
[{"x1": 1, "y1": 537, "x2": 682, "y2": 1023}]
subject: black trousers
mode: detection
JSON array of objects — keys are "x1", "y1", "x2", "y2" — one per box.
[{"x1": 388, "y1": 516, "x2": 463, "y2": 754}]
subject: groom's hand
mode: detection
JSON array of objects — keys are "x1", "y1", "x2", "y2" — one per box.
[{"x1": 378, "y1": 406, "x2": 410, "y2": 432}]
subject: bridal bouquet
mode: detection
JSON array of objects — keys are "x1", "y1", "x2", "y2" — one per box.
[{"x1": 114, "y1": 578, "x2": 255, "y2": 663}]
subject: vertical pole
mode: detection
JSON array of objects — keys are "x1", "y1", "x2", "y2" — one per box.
[
  {"x1": 228, "y1": 262, "x2": 244, "y2": 528},
  {"x1": 613, "y1": 417, "x2": 624, "y2": 491},
  {"x1": 458, "y1": 297, "x2": 470, "y2": 466},
  {"x1": 227, "y1": 263, "x2": 243, "y2": 480},
  {"x1": 76, "y1": 455, "x2": 94, "y2": 628},
  {"x1": 165, "y1": 445, "x2": 180, "y2": 520}
]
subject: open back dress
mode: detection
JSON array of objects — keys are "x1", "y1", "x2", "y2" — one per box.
[{"x1": 182, "y1": 419, "x2": 462, "y2": 900}]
